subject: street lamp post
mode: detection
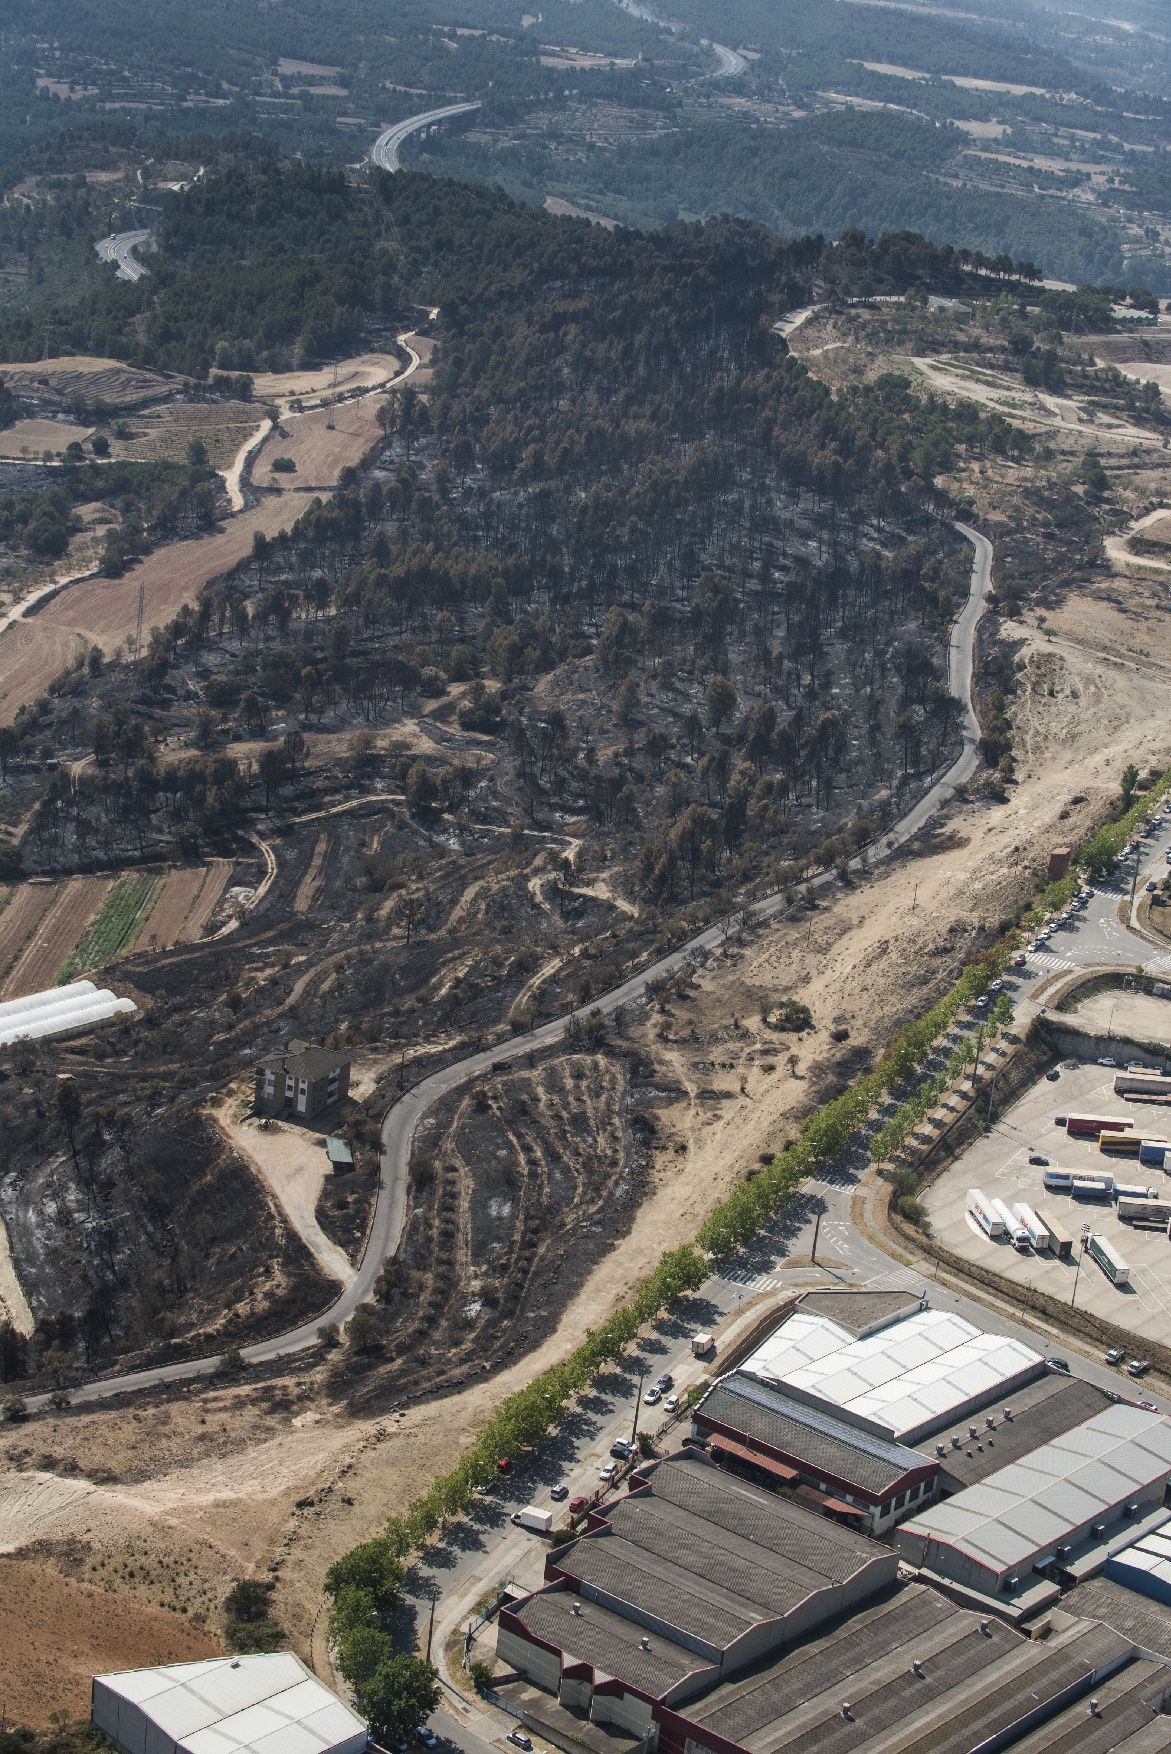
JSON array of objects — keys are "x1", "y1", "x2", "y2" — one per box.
[{"x1": 1070, "y1": 1225, "x2": 1091, "y2": 1309}]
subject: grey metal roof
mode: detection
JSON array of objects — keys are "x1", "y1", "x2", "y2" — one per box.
[
  {"x1": 1005, "y1": 1657, "x2": 1171, "y2": 1754},
  {"x1": 512, "y1": 1588, "x2": 703, "y2": 1699},
  {"x1": 559, "y1": 1534, "x2": 787, "y2": 1652},
  {"x1": 634, "y1": 1452, "x2": 881, "y2": 1578},
  {"x1": 796, "y1": 1290, "x2": 921, "y2": 1338},
  {"x1": 698, "y1": 1373, "x2": 931, "y2": 1498},
  {"x1": 930, "y1": 1372, "x2": 1113, "y2": 1489},
  {"x1": 899, "y1": 1407, "x2": 1171, "y2": 1578},
  {"x1": 688, "y1": 1585, "x2": 1139, "y2": 1754},
  {"x1": 1063, "y1": 1575, "x2": 1171, "y2": 1664}
]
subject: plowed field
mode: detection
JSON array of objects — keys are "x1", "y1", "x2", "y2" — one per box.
[
  {"x1": 0, "y1": 884, "x2": 57, "y2": 986},
  {"x1": 141, "y1": 861, "x2": 233, "y2": 949},
  {"x1": 2, "y1": 875, "x2": 113, "y2": 998}
]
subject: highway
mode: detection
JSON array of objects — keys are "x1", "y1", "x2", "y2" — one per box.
[
  {"x1": 611, "y1": 0, "x2": 746, "y2": 78},
  {"x1": 370, "y1": 104, "x2": 482, "y2": 173},
  {"x1": 33, "y1": 523, "x2": 993, "y2": 1410},
  {"x1": 94, "y1": 228, "x2": 152, "y2": 282}
]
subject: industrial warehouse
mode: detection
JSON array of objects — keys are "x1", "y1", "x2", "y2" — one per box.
[
  {"x1": 895, "y1": 1405, "x2": 1171, "y2": 1619},
  {"x1": 736, "y1": 1302, "x2": 1046, "y2": 1444},
  {"x1": 496, "y1": 1451, "x2": 1171, "y2": 1754},
  {"x1": 496, "y1": 1291, "x2": 1171, "y2": 1751},
  {"x1": 91, "y1": 1653, "x2": 367, "y2": 1754}
]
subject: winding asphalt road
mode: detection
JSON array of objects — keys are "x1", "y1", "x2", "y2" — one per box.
[
  {"x1": 611, "y1": 0, "x2": 747, "y2": 77},
  {"x1": 370, "y1": 103, "x2": 483, "y2": 173},
  {"x1": 94, "y1": 228, "x2": 152, "y2": 282},
  {"x1": 36, "y1": 524, "x2": 992, "y2": 1410}
]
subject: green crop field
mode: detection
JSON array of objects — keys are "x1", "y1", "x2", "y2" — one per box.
[{"x1": 57, "y1": 873, "x2": 163, "y2": 981}]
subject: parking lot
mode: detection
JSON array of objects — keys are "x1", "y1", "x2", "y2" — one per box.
[{"x1": 923, "y1": 1059, "x2": 1171, "y2": 1347}]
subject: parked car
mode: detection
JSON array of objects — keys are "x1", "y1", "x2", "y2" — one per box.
[
  {"x1": 417, "y1": 1729, "x2": 438, "y2": 1748},
  {"x1": 1098, "y1": 1057, "x2": 1118, "y2": 1068},
  {"x1": 990, "y1": 979, "x2": 1004, "y2": 992},
  {"x1": 568, "y1": 1495, "x2": 587, "y2": 1516},
  {"x1": 975, "y1": 995, "x2": 989, "y2": 1009},
  {"x1": 599, "y1": 1461, "x2": 617, "y2": 1481},
  {"x1": 1105, "y1": 1349, "x2": 1125, "y2": 1366},
  {"x1": 644, "y1": 1387, "x2": 662, "y2": 1405},
  {"x1": 1045, "y1": 1070, "x2": 1060, "y2": 1081},
  {"x1": 654, "y1": 1373, "x2": 674, "y2": 1392},
  {"x1": 497, "y1": 1457, "x2": 512, "y2": 1474},
  {"x1": 1138, "y1": 1400, "x2": 1159, "y2": 1412},
  {"x1": 550, "y1": 1484, "x2": 569, "y2": 1502},
  {"x1": 1128, "y1": 1359, "x2": 1151, "y2": 1377},
  {"x1": 664, "y1": 1395, "x2": 679, "y2": 1412},
  {"x1": 1047, "y1": 1357, "x2": 1070, "y2": 1373},
  {"x1": 1028, "y1": 1154, "x2": 1049, "y2": 1166},
  {"x1": 1054, "y1": 1115, "x2": 1068, "y2": 1126},
  {"x1": 610, "y1": 1438, "x2": 634, "y2": 1459},
  {"x1": 507, "y1": 1734, "x2": 533, "y2": 1751}
]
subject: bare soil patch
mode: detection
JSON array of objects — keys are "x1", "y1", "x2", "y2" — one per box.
[
  {"x1": 215, "y1": 1102, "x2": 357, "y2": 1287},
  {"x1": 0, "y1": 1557, "x2": 219, "y2": 1728},
  {"x1": 294, "y1": 832, "x2": 330, "y2": 914}
]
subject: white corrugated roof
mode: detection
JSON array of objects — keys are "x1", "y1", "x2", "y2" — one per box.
[
  {"x1": 95, "y1": 1653, "x2": 366, "y2": 1753},
  {"x1": 900, "y1": 1406, "x2": 1171, "y2": 1576},
  {"x1": 741, "y1": 1308, "x2": 1045, "y2": 1440}
]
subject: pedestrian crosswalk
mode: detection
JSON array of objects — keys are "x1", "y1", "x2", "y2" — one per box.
[
  {"x1": 717, "y1": 1265, "x2": 785, "y2": 1292},
  {"x1": 1030, "y1": 951, "x2": 1076, "y2": 975}
]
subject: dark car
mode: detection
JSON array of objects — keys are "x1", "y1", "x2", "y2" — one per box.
[
  {"x1": 1054, "y1": 1115, "x2": 1067, "y2": 1127},
  {"x1": 550, "y1": 1484, "x2": 568, "y2": 1502},
  {"x1": 654, "y1": 1373, "x2": 674, "y2": 1392},
  {"x1": 1045, "y1": 1069, "x2": 1060, "y2": 1081},
  {"x1": 507, "y1": 1734, "x2": 533, "y2": 1751},
  {"x1": 1028, "y1": 1154, "x2": 1049, "y2": 1166},
  {"x1": 610, "y1": 1438, "x2": 634, "y2": 1460},
  {"x1": 1047, "y1": 1357, "x2": 1070, "y2": 1373}
]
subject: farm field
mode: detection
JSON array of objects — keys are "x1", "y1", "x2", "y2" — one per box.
[
  {"x1": 250, "y1": 353, "x2": 401, "y2": 404},
  {"x1": 0, "y1": 355, "x2": 177, "y2": 410},
  {"x1": 0, "y1": 883, "x2": 58, "y2": 988},
  {"x1": 0, "y1": 418, "x2": 92, "y2": 458},
  {"x1": 108, "y1": 399, "x2": 260, "y2": 468},
  {"x1": 0, "y1": 862, "x2": 234, "y2": 996},
  {"x1": 1, "y1": 874, "x2": 113, "y2": 997},
  {"x1": 252, "y1": 391, "x2": 386, "y2": 489}
]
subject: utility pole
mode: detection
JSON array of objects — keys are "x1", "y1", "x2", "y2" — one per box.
[
  {"x1": 810, "y1": 1210, "x2": 821, "y2": 1264},
  {"x1": 426, "y1": 1590, "x2": 437, "y2": 1662},
  {"x1": 630, "y1": 1363, "x2": 646, "y2": 1449},
  {"x1": 1070, "y1": 1225, "x2": 1090, "y2": 1309}
]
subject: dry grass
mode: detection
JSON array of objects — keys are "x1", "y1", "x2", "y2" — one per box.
[{"x1": 0, "y1": 418, "x2": 92, "y2": 458}]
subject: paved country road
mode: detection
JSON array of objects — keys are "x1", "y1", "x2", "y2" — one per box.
[
  {"x1": 370, "y1": 103, "x2": 483, "y2": 173},
  {"x1": 94, "y1": 228, "x2": 152, "y2": 282},
  {"x1": 35, "y1": 523, "x2": 993, "y2": 1410}
]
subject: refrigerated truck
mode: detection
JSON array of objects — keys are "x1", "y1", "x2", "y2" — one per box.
[
  {"x1": 1140, "y1": 1139, "x2": 1171, "y2": 1168},
  {"x1": 967, "y1": 1189, "x2": 1006, "y2": 1239},
  {"x1": 1086, "y1": 1233, "x2": 1130, "y2": 1286},
  {"x1": 1114, "y1": 1182, "x2": 1159, "y2": 1203},
  {"x1": 1013, "y1": 1203, "x2": 1051, "y2": 1251},
  {"x1": 991, "y1": 1198, "x2": 1030, "y2": 1250},
  {"x1": 1043, "y1": 1168, "x2": 1073, "y2": 1193},
  {"x1": 1117, "y1": 1198, "x2": 1171, "y2": 1228},
  {"x1": 1066, "y1": 1113, "x2": 1133, "y2": 1139},
  {"x1": 1035, "y1": 1206, "x2": 1073, "y2": 1260}
]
